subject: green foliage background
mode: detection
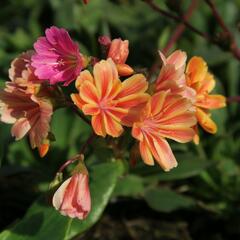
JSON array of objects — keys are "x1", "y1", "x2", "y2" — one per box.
[{"x1": 0, "y1": 0, "x2": 240, "y2": 239}]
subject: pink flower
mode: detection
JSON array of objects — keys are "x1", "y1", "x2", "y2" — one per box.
[
  {"x1": 107, "y1": 38, "x2": 134, "y2": 76},
  {"x1": 155, "y1": 50, "x2": 196, "y2": 102},
  {"x1": 52, "y1": 173, "x2": 91, "y2": 219},
  {"x1": 32, "y1": 26, "x2": 83, "y2": 86},
  {"x1": 108, "y1": 38, "x2": 129, "y2": 64}
]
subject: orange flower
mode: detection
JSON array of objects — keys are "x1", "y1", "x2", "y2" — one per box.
[
  {"x1": 108, "y1": 38, "x2": 134, "y2": 76},
  {"x1": 155, "y1": 50, "x2": 196, "y2": 102},
  {"x1": 71, "y1": 58, "x2": 149, "y2": 137},
  {"x1": 132, "y1": 91, "x2": 196, "y2": 171},
  {"x1": 186, "y1": 57, "x2": 226, "y2": 143}
]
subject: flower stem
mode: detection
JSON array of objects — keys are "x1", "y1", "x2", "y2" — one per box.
[
  {"x1": 227, "y1": 96, "x2": 240, "y2": 103},
  {"x1": 58, "y1": 132, "x2": 96, "y2": 173}
]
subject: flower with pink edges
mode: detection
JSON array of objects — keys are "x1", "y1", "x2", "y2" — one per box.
[
  {"x1": 52, "y1": 172, "x2": 91, "y2": 219},
  {"x1": 32, "y1": 26, "x2": 83, "y2": 86},
  {"x1": 0, "y1": 83, "x2": 53, "y2": 156},
  {"x1": 155, "y1": 50, "x2": 196, "y2": 102}
]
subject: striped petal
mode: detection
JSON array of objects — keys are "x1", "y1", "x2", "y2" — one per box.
[
  {"x1": 147, "y1": 135, "x2": 177, "y2": 171},
  {"x1": 150, "y1": 91, "x2": 168, "y2": 116},
  {"x1": 196, "y1": 94, "x2": 226, "y2": 109},
  {"x1": 139, "y1": 139, "x2": 154, "y2": 166},
  {"x1": 93, "y1": 59, "x2": 118, "y2": 98},
  {"x1": 116, "y1": 74, "x2": 148, "y2": 98},
  {"x1": 103, "y1": 112, "x2": 123, "y2": 137},
  {"x1": 91, "y1": 114, "x2": 106, "y2": 137},
  {"x1": 75, "y1": 70, "x2": 93, "y2": 90},
  {"x1": 71, "y1": 93, "x2": 86, "y2": 110},
  {"x1": 158, "y1": 128, "x2": 195, "y2": 143},
  {"x1": 80, "y1": 81, "x2": 99, "y2": 104},
  {"x1": 82, "y1": 103, "x2": 100, "y2": 115}
]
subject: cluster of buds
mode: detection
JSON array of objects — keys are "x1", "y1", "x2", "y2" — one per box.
[{"x1": 0, "y1": 26, "x2": 226, "y2": 220}]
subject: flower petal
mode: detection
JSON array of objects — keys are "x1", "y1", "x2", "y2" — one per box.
[
  {"x1": 80, "y1": 81, "x2": 99, "y2": 104},
  {"x1": 196, "y1": 107, "x2": 217, "y2": 134},
  {"x1": 148, "y1": 135, "x2": 177, "y2": 171},
  {"x1": 139, "y1": 139, "x2": 154, "y2": 166},
  {"x1": 91, "y1": 114, "x2": 106, "y2": 137},
  {"x1": 75, "y1": 70, "x2": 94, "y2": 90},
  {"x1": 11, "y1": 118, "x2": 31, "y2": 140},
  {"x1": 186, "y1": 56, "x2": 207, "y2": 86},
  {"x1": 93, "y1": 59, "x2": 118, "y2": 98},
  {"x1": 103, "y1": 112, "x2": 123, "y2": 137},
  {"x1": 196, "y1": 94, "x2": 226, "y2": 109},
  {"x1": 71, "y1": 93, "x2": 86, "y2": 110},
  {"x1": 116, "y1": 74, "x2": 148, "y2": 98}
]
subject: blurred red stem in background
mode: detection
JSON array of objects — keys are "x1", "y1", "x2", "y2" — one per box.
[
  {"x1": 143, "y1": 0, "x2": 211, "y2": 42},
  {"x1": 162, "y1": 0, "x2": 198, "y2": 55},
  {"x1": 143, "y1": 0, "x2": 240, "y2": 61},
  {"x1": 58, "y1": 132, "x2": 96, "y2": 173},
  {"x1": 147, "y1": 0, "x2": 198, "y2": 80},
  {"x1": 205, "y1": 0, "x2": 240, "y2": 61},
  {"x1": 227, "y1": 96, "x2": 240, "y2": 103}
]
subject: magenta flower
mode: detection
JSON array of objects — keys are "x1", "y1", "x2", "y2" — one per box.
[{"x1": 32, "y1": 26, "x2": 83, "y2": 86}]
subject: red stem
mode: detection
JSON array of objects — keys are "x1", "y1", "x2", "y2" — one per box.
[
  {"x1": 144, "y1": 0, "x2": 240, "y2": 61},
  {"x1": 205, "y1": 0, "x2": 240, "y2": 61},
  {"x1": 227, "y1": 96, "x2": 240, "y2": 103},
  {"x1": 58, "y1": 132, "x2": 96, "y2": 173},
  {"x1": 162, "y1": 0, "x2": 198, "y2": 54},
  {"x1": 147, "y1": 0, "x2": 198, "y2": 80},
  {"x1": 143, "y1": 0, "x2": 212, "y2": 42}
]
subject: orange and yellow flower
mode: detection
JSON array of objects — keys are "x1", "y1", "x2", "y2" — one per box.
[
  {"x1": 132, "y1": 91, "x2": 196, "y2": 171},
  {"x1": 71, "y1": 58, "x2": 149, "y2": 137},
  {"x1": 186, "y1": 57, "x2": 226, "y2": 143}
]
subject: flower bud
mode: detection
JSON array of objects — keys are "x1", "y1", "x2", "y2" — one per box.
[
  {"x1": 52, "y1": 161, "x2": 91, "y2": 220},
  {"x1": 116, "y1": 63, "x2": 134, "y2": 76}
]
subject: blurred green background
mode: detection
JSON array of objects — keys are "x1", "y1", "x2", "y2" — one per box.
[{"x1": 0, "y1": 0, "x2": 240, "y2": 239}]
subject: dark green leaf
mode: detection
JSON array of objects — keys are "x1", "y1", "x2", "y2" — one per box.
[
  {"x1": 144, "y1": 188, "x2": 195, "y2": 213},
  {"x1": 0, "y1": 161, "x2": 124, "y2": 240},
  {"x1": 113, "y1": 174, "x2": 144, "y2": 197}
]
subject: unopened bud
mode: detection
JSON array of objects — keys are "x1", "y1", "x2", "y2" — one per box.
[{"x1": 116, "y1": 64, "x2": 134, "y2": 76}]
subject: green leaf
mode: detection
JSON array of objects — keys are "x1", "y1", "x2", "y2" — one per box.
[
  {"x1": 0, "y1": 161, "x2": 124, "y2": 240},
  {"x1": 144, "y1": 188, "x2": 195, "y2": 213},
  {"x1": 113, "y1": 174, "x2": 145, "y2": 197},
  {"x1": 146, "y1": 154, "x2": 209, "y2": 182}
]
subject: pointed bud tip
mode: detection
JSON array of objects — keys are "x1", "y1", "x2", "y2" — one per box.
[{"x1": 38, "y1": 143, "x2": 49, "y2": 158}]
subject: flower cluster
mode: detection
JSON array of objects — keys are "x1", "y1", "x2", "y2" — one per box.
[{"x1": 0, "y1": 26, "x2": 226, "y2": 220}]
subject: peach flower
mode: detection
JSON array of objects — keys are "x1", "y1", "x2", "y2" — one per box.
[
  {"x1": 132, "y1": 91, "x2": 196, "y2": 171},
  {"x1": 53, "y1": 172, "x2": 91, "y2": 219}
]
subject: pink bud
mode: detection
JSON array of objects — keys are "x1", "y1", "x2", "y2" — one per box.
[
  {"x1": 98, "y1": 35, "x2": 111, "y2": 47},
  {"x1": 52, "y1": 173, "x2": 91, "y2": 219},
  {"x1": 108, "y1": 38, "x2": 129, "y2": 64}
]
